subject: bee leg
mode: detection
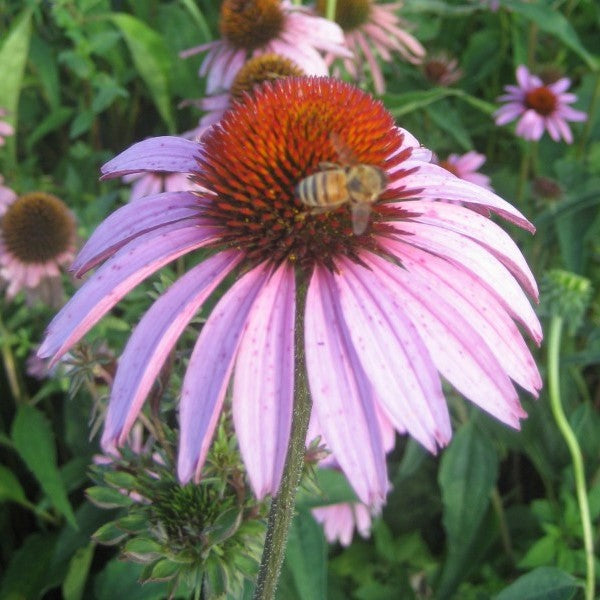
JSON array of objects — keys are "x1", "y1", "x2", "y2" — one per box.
[{"x1": 317, "y1": 162, "x2": 340, "y2": 171}]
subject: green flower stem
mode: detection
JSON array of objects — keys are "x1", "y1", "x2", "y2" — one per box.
[
  {"x1": 577, "y1": 71, "x2": 600, "y2": 159},
  {"x1": 491, "y1": 487, "x2": 515, "y2": 564},
  {"x1": 253, "y1": 277, "x2": 312, "y2": 600},
  {"x1": 0, "y1": 311, "x2": 27, "y2": 405},
  {"x1": 547, "y1": 316, "x2": 595, "y2": 600},
  {"x1": 515, "y1": 141, "x2": 533, "y2": 209},
  {"x1": 326, "y1": 0, "x2": 337, "y2": 21}
]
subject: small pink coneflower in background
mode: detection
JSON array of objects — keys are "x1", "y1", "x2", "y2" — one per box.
[
  {"x1": 495, "y1": 65, "x2": 587, "y2": 143},
  {"x1": 314, "y1": 0, "x2": 425, "y2": 94},
  {"x1": 437, "y1": 151, "x2": 493, "y2": 191},
  {"x1": 422, "y1": 52, "x2": 462, "y2": 87},
  {"x1": 0, "y1": 191, "x2": 76, "y2": 305},
  {"x1": 0, "y1": 108, "x2": 14, "y2": 146},
  {"x1": 39, "y1": 77, "x2": 541, "y2": 508},
  {"x1": 180, "y1": 0, "x2": 350, "y2": 95}
]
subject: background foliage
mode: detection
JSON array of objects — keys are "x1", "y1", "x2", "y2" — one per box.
[{"x1": 0, "y1": 0, "x2": 599, "y2": 598}]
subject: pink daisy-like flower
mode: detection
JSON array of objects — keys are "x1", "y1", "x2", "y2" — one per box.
[
  {"x1": 315, "y1": 0, "x2": 425, "y2": 94},
  {"x1": 0, "y1": 108, "x2": 14, "y2": 146},
  {"x1": 181, "y1": 0, "x2": 350, "y2": 95},
  {"x1": 494, "y1": 65, "x2": 587, "y2": 143},
  {"x1": 1, "y1": 191, "x2": 77, "y2": 304},
  {"x1": 437, "y1": 151, "x2": 493, "y2": 191},
  {"x1": 39, "y1": 77, "x2": 542, "y2": 507}
]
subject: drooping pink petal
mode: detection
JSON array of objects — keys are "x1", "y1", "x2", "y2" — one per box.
[
  {"x1": 178, "y1": 264, "x2": 272, "y2": 484},
  {"x1": 333, "y1": 257, "x2": 451, "y2": 452},
  {"x1": 38, "y1": 221, "x2": 216, "y2": 362},
  {"x1": 364, "y1": 254, "x2": 527, "y2": 428},
  {"x1": 72, "y1": 192, "x2": 205, "y2": 276},
  {"x1": 100, "y1": 137, "x2": 201, "y2": 179},
  {"x1": 395, "y1": 162, "x2": 534, "y2": 232},
  {"x1": 389, "y1": 240, "x2": 541, "y2": 394},
  {"x1": 400, "y1": 200, "x2": 538, "y2": 298},
  {"x1": 390, "y1": 219, "x2": 542, "y2": 343},
  {"x1": 102, "y1": 250, "x2": 241, "y2": 449},
  {"x1": 233, "y1": 263, "x2": 296, "y2": 499},
  {"x1": 305, "y1": 266, "x2": 388, "y2": 507}
]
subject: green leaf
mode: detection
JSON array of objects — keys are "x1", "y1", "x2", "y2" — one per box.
[
  {"x1": 427, "y1": 101, "x2": 473, "y2": 151},
  {"x1": 123, "y1": 537, "x2": 163, "y2": 563},
  {"x1": 0, "y1": 8, "x2": 32, "y2": 161},
  {"x1": 495, "y1": 567, "x2": 580, "y2": 600},
  {"x1": 0, "y1": 464, "x2": 28, "y2": 507},
  {"x1": 110, "y1": 13, "x2": 175, "y2": 132},
  {"x1": 86, "y1": 485, "x2": 134, "y2": 509},
  {"x1": 500, "y1": 0, "x2": 598, "y2": 70},
  {"x1": 11, "y1": 404, "x2": 77, "y2": 528},
  {"x1": 279, "y1": 510, "x2": 327, "y2": 600},
  {"x1": 94, "y1": 559, "x2": 171, "y2": 600},
  {"x1": 0, "y1": 533, "x2": 57, "y2": 599},
  {"x1": 178, "y1": 0, "x2": 212, "y2": 41},
  {"x1": 437, "y1": 422, "x2": 499, "y2": 599},
  {"x1": 93, "y1": 521, "x2": 130, "y2": 546},
  {"x1": 26, "y1": 106, "x2": 74, "y2": 151},
  {"x1": 385, "y1": 88, "x2": 453, "y2": 117},
  {"x1": 149, "y1": 559, "x2": 180, "y2": 582},
  {"x1": 297, "y1": 468, "x2": 358, "y2": 509},
  {"x1": 62, "y1": 542, "x2": 95, "y2": 600}
]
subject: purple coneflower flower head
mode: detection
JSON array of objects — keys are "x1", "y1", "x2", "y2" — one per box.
[
  {"x1": 437, "y1": 151, "x2": 493, "y2": 191},
  {"x1": 183, "y1": 53, "x2": 306, "y2": 140},
  {"x1": 0, "y1": 108, "x2": 14, "y2": 146},
  {"x1": 0, "y1": 191, "x2": 76, "y2": 305},
  {"x1": 314, "y1": 0, "x2": 425, "y2": 94},
  {"x1": 39, "y1": 77, "x2": 542, "y2": 508},
  {"x1": 180, "y1": 0, "x2": 350, "y2": 95},
  {"x1": 494, "y1": 65, "x2": 587, "y2": 143}
]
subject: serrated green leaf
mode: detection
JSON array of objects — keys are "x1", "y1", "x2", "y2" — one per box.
[
  {"x1": 0, "y1": 464, "x2": 28, "y2": 506},
  {"x1": 62, "y1": 542, "x2": 95, "y2": 600},
  {"x1": 281, "y1": 510, "x2": 327, "y2": 600},
  {"x1": 495, "y1": 567, "x2": 580, "y2": 600},
  {"x1": 11, "y1": 404, "x2": 77, "y2": 528},
  {"x1": 0, "y1": 8, "x2": 32, "y2": 161},
  {"x1": 86, "y1": 485, "x2": 134, "y2": 509},
  {"x1": 501, "y1": 0, "x2": 598, "y2": 70},
  {"x1": 110, "y1": 13, "x2": 175, "y2": 132}
]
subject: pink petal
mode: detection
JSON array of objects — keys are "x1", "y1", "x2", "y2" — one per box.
[
  {"x1": 305, "y1": 266, "x2": 388, "y2": 507},
  {"x1": 390, "y1": 219, "x2": 542, "y2": 343},
  {"x1": 389, "y1": 240, "x2": 541, "y2": 394},
  {"x1": 400, "y1": 200, "x2": 538, "y2": 298},
  {"x1": 233, "y1": 263, "x2": 295, "y2": 499},
  {"x1": 365, "y1": 254, "x2": 527, "y2": 428},
  {"x1": 178, "y1": 264, "x2": 271, "y2": 484},
  {"x1": 333, "y1": 257, "x2": 451, "y2": 452},
  {"x1": 38, "y1": 221, "x2": 215, "y2": 362},
  {"x1": 102, "y1": 250, "x2": 241, "y2": 449},
  {"x1": 72, "y1": 192, "x2": 204, "y2": 276},
  {"x1": 100, "y1": 137, "x2": 201, "y2": 179},
  {"x1": 395, "y1": 162, "x2": 534, "y2": 232}
]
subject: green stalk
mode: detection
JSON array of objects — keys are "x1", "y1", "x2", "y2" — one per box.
[
  {"x1": 326, "y1": 0, "x2": 337, "y2": 21},
  {"x1": 253, "y1": 277, "x2": 312, "y2": 600},
  {"x1": 547, "y1": 316, "x2": 595, "y2": 600},
  {"x1": 515, "y1": 141, "x2": 532, "y2": 209},
  {"x1": 0, "y1": 311, "x2": 27, "y2": 404},
  {"x1": 577, "y1": 72, "x2": 600, "y2": 159}
]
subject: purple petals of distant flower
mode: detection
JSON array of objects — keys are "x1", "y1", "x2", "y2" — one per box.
[{"x1": 494, "y1": 65, "x2": 587, "y2": 143}]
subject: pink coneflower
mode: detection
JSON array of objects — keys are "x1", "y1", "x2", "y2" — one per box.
[
  {"x1": 181, "y1": 0, "x2": 350, "y2": 95},
  {"x1": 1, "y1": 191, "x2": 76, "y2": 305},
  {"x1": 495, "y1": 65, "x2": 587, "y2": 143},
  {"x1": 422, "y1": 52, "x2": 462, "y2": 87},
  {"x1": 39, "y1": 77, "x2": 542, "y2": 507},
  {"x1": 184, "y1": 53, "x2": 306, "y2": 139},
  {"x1": 0, "y1": 108, "x2": 14, "y2": 146},
  {"x1": 437, "y1": 151, "x2": 493, "y2": 191},
  {"x1": 314, "y1": 0, "x2": 425, "y2": 94}
]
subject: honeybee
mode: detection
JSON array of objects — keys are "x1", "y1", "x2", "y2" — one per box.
[{"x1": 295, "y1": 134, "x2": 387, "y2": 235}]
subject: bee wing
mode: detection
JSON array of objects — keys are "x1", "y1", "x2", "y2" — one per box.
[
  {"x1": 330, "y1": 132, "x2": 357, "y2": 166},
  {"x1": 351, "y1": 202, "x2": 372, "y2": 235}
]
